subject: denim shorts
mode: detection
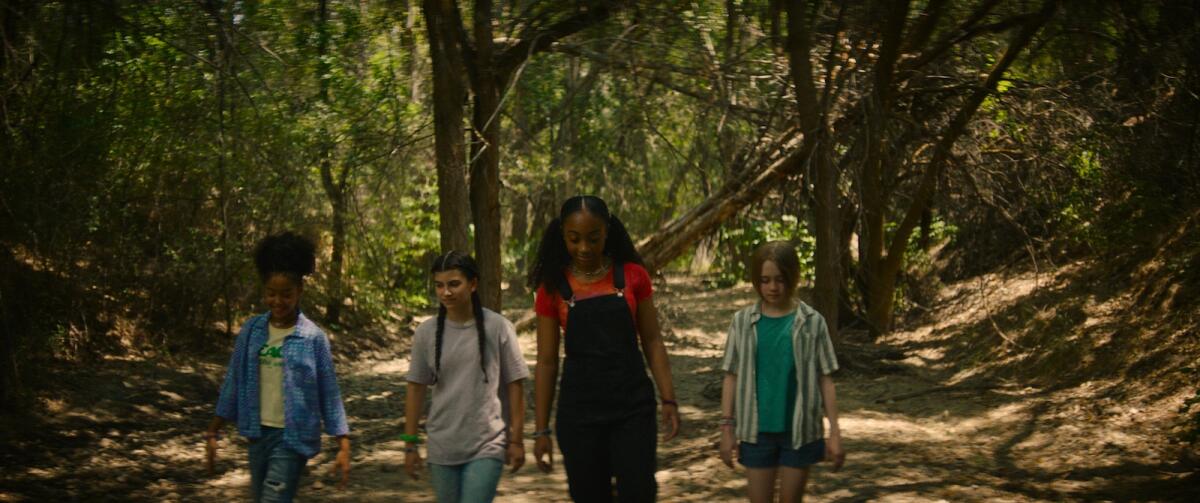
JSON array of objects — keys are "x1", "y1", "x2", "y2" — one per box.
[{"x1": 738, "y1": 432, "x2": 825, "y2": 468}]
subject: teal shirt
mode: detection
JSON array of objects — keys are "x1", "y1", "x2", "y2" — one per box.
[{"x1": 755, "y1": 311, "x2": 797, "y2": 433}]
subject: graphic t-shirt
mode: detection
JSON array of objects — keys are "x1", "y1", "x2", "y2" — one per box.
[
  {"x1": 533, "y1": 262, "x2": 653, "y2": 330},
  {"x1": 259, "y1": 324, "x2": 291, "y2": 428}
]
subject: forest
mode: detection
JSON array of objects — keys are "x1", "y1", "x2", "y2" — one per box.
[{"x1": 1, "y1": 0, "x2": 1198, "y2": 501}]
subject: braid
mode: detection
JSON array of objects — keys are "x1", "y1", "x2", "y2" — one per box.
[
  {"x1": 434, "y1": 304, "x2": 447, "y2": 382},
  {"x1": 430, "y1": 249, "x2": 489, "y2": 383},
  {"x1": 472, "y1": 291, "x2": 488, "y2": 382}
]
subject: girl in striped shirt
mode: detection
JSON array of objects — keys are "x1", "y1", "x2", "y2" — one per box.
[{"x1": 718, "y1": 240, "x2": 845, "y2": 502}]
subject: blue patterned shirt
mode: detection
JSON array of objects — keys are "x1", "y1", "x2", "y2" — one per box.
[{"x1": 215, "y1": 311, "x2": 350, "y2": 458}]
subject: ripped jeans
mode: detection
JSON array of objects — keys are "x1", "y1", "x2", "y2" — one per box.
[{"x1": 248, "y1": 426, "x2": 308, "y2": 503}]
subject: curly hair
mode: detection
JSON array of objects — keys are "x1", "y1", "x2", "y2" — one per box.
[{"x1": 253, "y1": 231, "x2": 317, "y2": 283}]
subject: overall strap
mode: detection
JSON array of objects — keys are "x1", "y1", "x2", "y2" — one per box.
[
  {"x1": 612, "y1": 261, "x2": 625, "y2": 296},
  {"x1": 557, "y1": 273, "x2": 576, "y2": 308}
]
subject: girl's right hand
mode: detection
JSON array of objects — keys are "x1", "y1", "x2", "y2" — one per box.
[
  {"x1": 404, "y1": 449, "x2": 423, "y2": 479},
  {"x1": 204, "y1": 435, "x2": 219, "y2": 475},
  {"x1": 718, "y1": 427, "x2": 735, "y2": 469},
  {"x1": 534, "y1": 436, "x2": 554, "y2": 473}
]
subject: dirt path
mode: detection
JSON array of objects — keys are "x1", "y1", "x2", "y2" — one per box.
[{"x1": 1, "y1": 275, "x2": 1196, "y2": 501}]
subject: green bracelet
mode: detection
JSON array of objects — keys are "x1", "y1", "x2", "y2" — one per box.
[{"x1": 399, "y1": 433, "x2": 422, "y2": 444}]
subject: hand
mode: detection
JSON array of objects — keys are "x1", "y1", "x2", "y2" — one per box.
[
  {"x1": 507, "y1": 442, "x2": 526, "y2": 473},
  {"x1": 404, "y1": 448, "x2": 423, "y2": 479},
  {"x1": 204, "y1": 434, "x2": 219, "y2": 475},
  {"x1": 825, "y1": 434, "x2": 845, "y2": 472},
  {"x1": 332, "y1": 446, "x2": 351, "y2": 489},
  {"x1": 718, "y1": 427, "x2": 736, "y2": 469},
  {"x1": 534, "y1": 436, "x2": 554, "y2": 473},
  {"x1": 661, "y1": 403, "x2": 680, "y2": 441}
]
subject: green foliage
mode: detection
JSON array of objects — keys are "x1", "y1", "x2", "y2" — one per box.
[{"x1": 709, "y1": 214, "x2": 815, "y2": 288}]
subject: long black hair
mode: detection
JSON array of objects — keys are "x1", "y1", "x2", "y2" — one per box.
[
  {"x1": 431, "y1": 250, "x2": 488, "y2": 383},
  {"x1": 253, "y1": 231, "x2": 317, "y2": 284},
  {"x1": 527, "y1": 195, "x2": 643, "y2": 293}
]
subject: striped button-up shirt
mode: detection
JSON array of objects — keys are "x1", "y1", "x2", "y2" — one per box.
[
  {"x1": 721, "y1": 301, "x2": 839, "y2": 448},
  {"x1": 215, "y1": 312, "x2": 350, "y2": 458}
]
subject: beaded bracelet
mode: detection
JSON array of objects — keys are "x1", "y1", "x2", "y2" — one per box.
[
  {"x1": 661, "y1": 399, "x2": 678, "y2": 407},
  {"x1": 531, "y1": 428, "x2": 553, "y2": 438}
]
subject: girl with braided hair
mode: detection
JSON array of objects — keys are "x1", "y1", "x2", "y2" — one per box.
[{"x1": 403, "y1": 251, "x2": 530, "y2": 502}]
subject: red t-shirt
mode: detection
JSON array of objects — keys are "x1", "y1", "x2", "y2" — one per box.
[{"x1": 534, "y1": 263, "x2": 653, "y2": 331}]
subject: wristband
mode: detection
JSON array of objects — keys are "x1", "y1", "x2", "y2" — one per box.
[
  {"x1": 404, "y1": 445, "x2": 418, "y2": 453},
  {"x1": 661, "y1": 399, "x2": 678, "y2": 407},
  {"x1": 719, "y1": 416, "x2": 735, "y2": 426},
  {"x1": 399, "y1": 433, "x2": 422, "y2": 444},
  {"x1": 204, "y1": 431, "x2": 222, "y2": 440},
  {"x1": 531, "y1": 428, "x2": 553, "y2": 438}
]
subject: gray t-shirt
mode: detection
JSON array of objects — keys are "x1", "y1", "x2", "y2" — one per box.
[{"x1": 407, "y1": 308, "x2": 530, "y2": 465}]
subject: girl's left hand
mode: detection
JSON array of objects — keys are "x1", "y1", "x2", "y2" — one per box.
[
  {"x1": 825, "y1": 434, "x2": 845, "y2": 472},
  {"x1": 332, "y1": 447, "x2": 351, "y2": 489},
  {"x1": 661, "y1": 403, "x2": 680, "y2": 441},
  {"x1": 507, "y1": 442, "x2": 526, "y2": 473}
]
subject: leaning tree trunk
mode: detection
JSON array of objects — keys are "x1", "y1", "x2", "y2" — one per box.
[{"x1": 638, "y1": 133, "x2": 811, "y2": 273}]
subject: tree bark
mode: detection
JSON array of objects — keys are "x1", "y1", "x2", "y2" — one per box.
[
  {"x1": 864, "y1": 0, "x2": 1057, "y2": 336},
  {"x1": 423, "y1": 0, "x2": 471, "y2": 255},
  {"x1": 316, "y1": 0, "x2": 348, "y2": 325},
  {"x1": 422, "y1": 1, "x2": 623, "y2": 309},
  {"x1": 786, "y1": 0, "x2": 839, "y2": 336},
  {"x1": 469, "y1": 0, "x2": 503, "y2": 310}
]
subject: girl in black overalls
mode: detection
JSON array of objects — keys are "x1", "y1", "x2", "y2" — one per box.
[{"x1": 528, "y1": 196, "x2": 680, "y2": 502}]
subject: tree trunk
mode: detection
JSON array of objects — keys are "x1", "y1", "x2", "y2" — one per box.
[
  {"x1": 316, "y1": 0, "x2": 348, "y2": 325},
  {"x1": 403, "y1": 0, "x2": 423, "y2": 103},
  {"x1": 864, "y1": 0, "x2": 1056, "y2": 336},
  {"x1": 508, "y1": 190, "x2": 528, "y2": 296},
  {"x1": 324, "y1": 179, "x2": 347, "y2": 324},
  {"x1": 785, "y1": 0, "x2": 839, "y2": 335},
  {"x1": 422, "y1": 0, "x2": 471, "y2": 255},
  {"x1": 469, "y1": 0, "x2": 503, "y2": 311}
]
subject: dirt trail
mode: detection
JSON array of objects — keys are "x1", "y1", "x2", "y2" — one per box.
[{"x1": 1, "y1": 275, "x2": 1196, "y2": 502}]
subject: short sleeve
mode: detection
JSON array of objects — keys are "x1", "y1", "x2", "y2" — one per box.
[
  {"x1": 720, "y1": 315, "x2": 740, "y2": 373},
  {"x1": 406, "y1": 321, "x2": 437, "y2": 385},
  {"x1": 497, "y1": 316, "x2": 531, "y2": 384},
  {"x1": 813, "y1": 314, "x2": 839, "y2": 375},
  {"x1": 627, "y1": 264, "x2": 653, "y2": 303},
  {"x1": 533, "y1": 285, "x2": 560, "y2": 320}
]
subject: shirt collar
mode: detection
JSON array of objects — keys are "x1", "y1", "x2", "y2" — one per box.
[{"x1": 750, "y1": 299, "x2": 814, "y2": 324}]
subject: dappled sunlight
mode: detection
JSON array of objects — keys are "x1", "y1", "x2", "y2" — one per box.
[{"x1": 2, "y1": 270, "x2": 1195, "y2": 501}]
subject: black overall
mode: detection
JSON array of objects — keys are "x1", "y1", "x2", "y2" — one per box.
[{"x1": 555, "y1": 262, "x2": 658, "y2": 502}]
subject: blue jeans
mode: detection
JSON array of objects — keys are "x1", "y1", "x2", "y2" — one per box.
[
  {"x1": 248, "y1": 426, "x2": 308, "y2": 503},
  {"x1": 428, "y1": 457, "x2": 504, "y2": 503}
]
